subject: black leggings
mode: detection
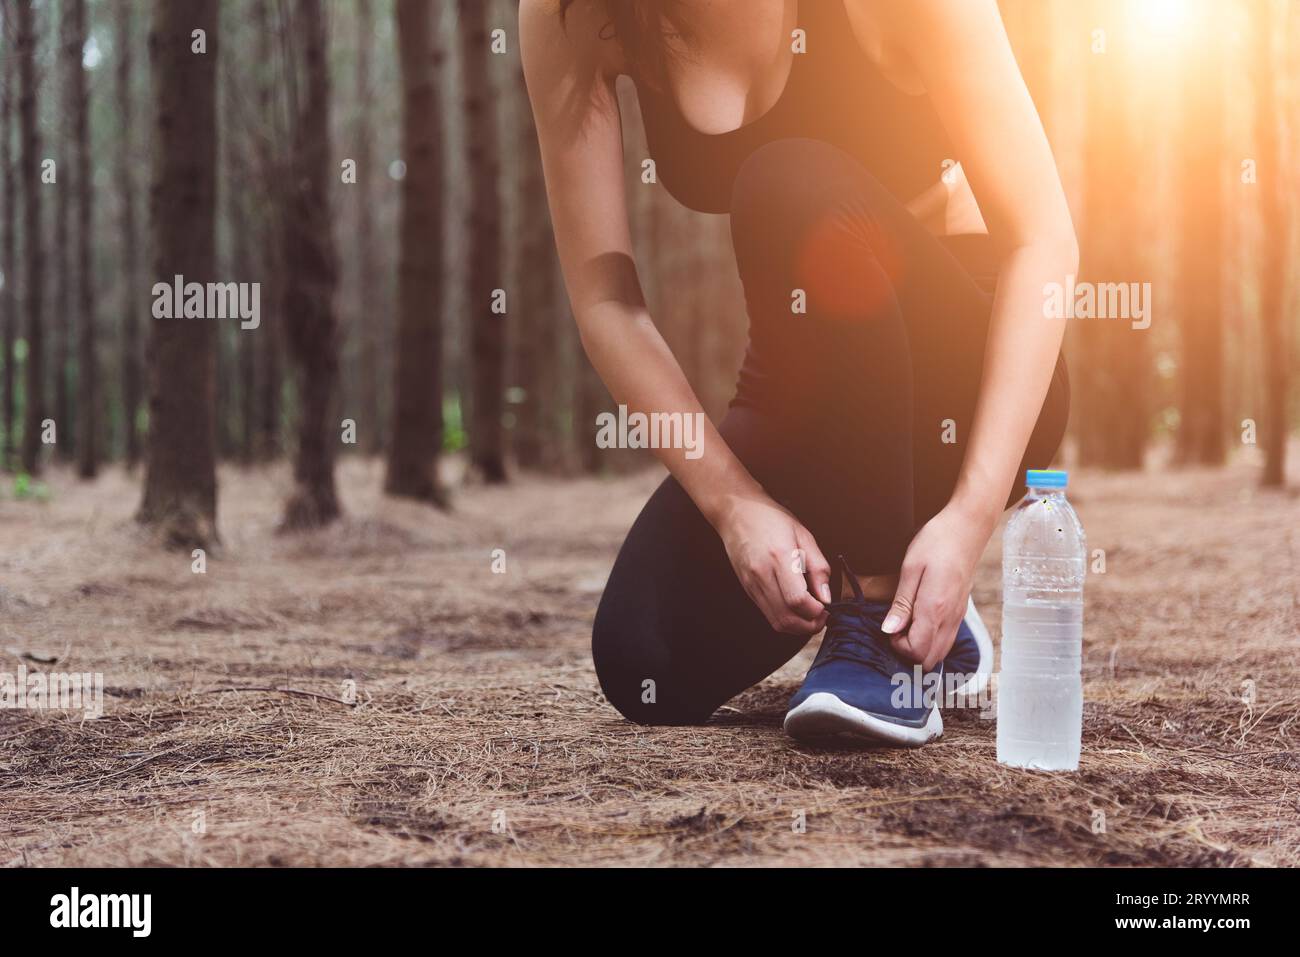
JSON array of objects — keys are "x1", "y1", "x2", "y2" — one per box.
[{"x1": 593, "y1": 138, "x2": 1069, "y2": 725}]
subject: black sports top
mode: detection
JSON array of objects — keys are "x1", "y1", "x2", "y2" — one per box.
[{"x1": 632, "y1": 0, "x2": 955, "y2": 214}]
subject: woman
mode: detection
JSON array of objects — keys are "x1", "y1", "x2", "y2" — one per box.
[{"x1": 520, "y1": 0, "x2": 1075, "y2": 745}]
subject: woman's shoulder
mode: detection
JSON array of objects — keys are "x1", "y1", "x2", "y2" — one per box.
[{"x1": 520, "y1": 0, "x2": 628, "y2": 81}]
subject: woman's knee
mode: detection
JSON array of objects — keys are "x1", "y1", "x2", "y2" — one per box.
[{"x1": 591, "y1": 613, "x2": 716, "y2": 726}]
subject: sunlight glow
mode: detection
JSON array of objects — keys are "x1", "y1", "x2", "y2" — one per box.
[
  {"x1": 1135, "y1": 0, "x2": 1190, "y2": 38},
  {"x1": 1123, "y1": 0, "x2": 1218, "y2": 58}
]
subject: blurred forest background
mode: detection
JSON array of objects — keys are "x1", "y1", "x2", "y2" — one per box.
[
  {"x1": 2, "y1": 0, "x2": 1297, "y2": 871},
  {"x1": 0, "y1": 0, "x2": 1296, "y2": 549}
]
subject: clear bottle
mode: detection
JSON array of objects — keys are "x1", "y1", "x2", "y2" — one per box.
[{"x1": 997, "y1": 469, "x2": 1086, "y2": 771}]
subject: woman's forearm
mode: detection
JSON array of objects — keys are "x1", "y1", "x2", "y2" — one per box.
[
  {"x1": 576, "y1": 300, "x2": 767, "y2": 527},
  {"x1": 949, "y1": 240, "x2": 1078, "y2": 532}
]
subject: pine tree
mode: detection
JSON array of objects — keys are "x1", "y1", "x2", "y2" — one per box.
[
  {"x1": 279, "y1": 0, "x2": 342, "y2": 529},
  {"x1": 71, "y1": 0, "x2": 97, "y2": 478},
  {"x1": 385, "y1": 0, "x2": 447, "y2": 505},
  {"x1": 137, "y1": 0, "x2": 220, "y2": 547},
  {"x1": 460, "y1": 0, "x2": 507, "y2": 482},
  {"x1": 16, "y1": 0, "x2": 44, "y2": 476}
]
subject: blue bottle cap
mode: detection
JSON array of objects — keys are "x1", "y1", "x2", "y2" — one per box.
[{"x1": 1026, "y1": 469, "x2": 1068, "y2": 489}]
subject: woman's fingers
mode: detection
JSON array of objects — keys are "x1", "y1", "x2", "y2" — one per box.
[
  {"x1": 891, "y1": 605, "x2": 933, "y2": 666},
  {"x1": 892, "y1": 580, "x2": 962, "y2": 669},
  {"x1": 796, "y1": 536, "x2": 834, "y2": 605},
  {"x1": 888, "y1": 562, "x2": 933, "y2": 666},
  {"x1": 772, "y1": 564, "x2": 826, "y2": 634},
  {"x1": 883, "y1": 558, "x2": 922, "y2": 635},
  {"x1": 740, "y1": 569, "x2": 809, "y2": 637},
  {"x1": 724, "y1": 511, "x2": 831, "y2": 637},
  {"x1": 926, "y1": 603, "x2": 965, "y2": 669}
]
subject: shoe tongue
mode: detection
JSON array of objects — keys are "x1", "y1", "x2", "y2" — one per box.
[
  {"x1": 825, "y1": 597, "x2": 895, "y2": 649},
  {"x1": 854, "y1": 598, "x2": 894, "y2": 613},
  {"x1": 820, "y1": 607, "x2": 901, "y2": 672},
  {"x1": 828, "y1": 596, "x2": 893, "y2": 625}
]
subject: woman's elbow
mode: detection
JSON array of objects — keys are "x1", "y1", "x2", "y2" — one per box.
[{"x1": 1003, "y1": 231, "x2": 1078, "y2": 276}]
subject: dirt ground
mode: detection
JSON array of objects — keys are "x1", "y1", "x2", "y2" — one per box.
[{"x1": 1, "y1": 450, "x2": 1297, "y2": 867}]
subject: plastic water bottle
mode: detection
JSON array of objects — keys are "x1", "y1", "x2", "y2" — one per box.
[{"x1": 997, "y1": 469, "x2": 1086, "y2": 771}]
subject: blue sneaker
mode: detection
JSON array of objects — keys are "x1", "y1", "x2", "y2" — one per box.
[
  {"x1": 944, "y1": 596, "x2": 993, "y2": 704},
  {"x1": 784, "y1": 558, "x2": 943, "y2": 747}
]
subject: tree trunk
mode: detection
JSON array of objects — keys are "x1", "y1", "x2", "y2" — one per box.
[
  {"x1": 215, "y1": 325, "x2": 236, "y2": 458},
  {"x1": 460, "y1": 0, "x2": 507, "y2": 482},
  {"x1": 1174, "y1": 33, "x2": 1227, "y2": 466},
  {"x1": 212, "y1": 4, "x2": 255, "y2": 464},
  {"x1": 71, "y1": 0, "x2": 97, "y2": 478},
  {"x1": 1, "y1": 16, "x2": 17, "y2": 470},
  {"x1": 1255, "y1": 2, "x2": 1291, "y2": 488},
  {"x1": 509, "y1": 2, "x2": 564, "y2": 473},
  {"x1": 279, "y1": 0, "x2": 342, "y2": 530},
  {"x1": 117, "y1": 0, "x2": 143, "y2": 468},
  {"x1": 229, "y1": 176, "x2": 256, "y2": 463},
  {"x1": 137, "y1": 0, "x2": 220, "y2": 548},
  {"x1": 52, "y1": 0, "x2": 75, "y2": 462},
  {"x1": 17, "y1": 0, "x2": 44, "y2": 476},
  {"x1": 252, "y1": 0, "x2": 282, "y2": 461},
  {"x1": 214, "y1": 81, "x2": 238, "y2": 465},
  {"x1": 385, "y1": 0, "x2": 447, "y2": 505},
  {"x1": 510, "y1": 90, "x2": 560, "y2": 471},
  {"x1": 236, "y1": 256, "x2": 257, "y2": 462},
  {"x1": 353, "y1": 0, "x2": 381, "y2": 456}
]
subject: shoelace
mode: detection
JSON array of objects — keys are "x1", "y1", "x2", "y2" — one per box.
[
  {"x1": 816, "y1": 600, "x2": 900, "y2": 675},
  {"x1": 811, "y1": 555, "x2": 904, "y2": 676}
]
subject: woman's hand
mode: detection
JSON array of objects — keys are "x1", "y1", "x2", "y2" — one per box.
[
  {"x1": 715, "y1": 495, "x2": 832, "y2": 637},
  {"x1": 882, "y1": 501, "x2": 995, "y2": 669}
]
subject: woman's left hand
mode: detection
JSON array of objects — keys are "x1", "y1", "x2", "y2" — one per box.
[{"x1": 881, "y1": 502, "x2": 993, "y2": 670}]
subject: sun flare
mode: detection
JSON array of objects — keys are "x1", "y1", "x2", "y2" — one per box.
[{"x1": 1129, "y1": 0, "x2": 1202, "y2": 44}]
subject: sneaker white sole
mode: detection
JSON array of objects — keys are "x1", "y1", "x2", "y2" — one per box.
[
  {"x1": 947, "y1": 595, "x2": 994, "y2": 704},
  {"x1": 784, "y1": 692, "x2": 943, "y2": 747}
]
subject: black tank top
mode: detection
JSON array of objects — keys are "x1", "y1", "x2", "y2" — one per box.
[{"x1": 633, "y1": 0, "x2": 954, "y2": 215}]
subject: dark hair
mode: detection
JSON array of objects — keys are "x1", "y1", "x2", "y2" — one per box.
[{"x1": 558, "y1": 0, "x2": 694, "y2": 89}]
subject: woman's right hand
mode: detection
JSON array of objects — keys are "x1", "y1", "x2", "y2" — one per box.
[{"x1": 714, "y1": 495, "x2": 832, "y2": 637}]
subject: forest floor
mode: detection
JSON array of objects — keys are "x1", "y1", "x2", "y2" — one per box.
[{"x1": 1, "y1": 450, "x2": 1298, "y2": 867}]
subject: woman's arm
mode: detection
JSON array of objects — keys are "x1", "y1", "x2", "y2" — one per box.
[
  {"x1": 848, "y1": 0, "x2": 1080, "y2": 666},
  {"x1": 520, "y1": 0, "x2": 830, "y2": 635}
]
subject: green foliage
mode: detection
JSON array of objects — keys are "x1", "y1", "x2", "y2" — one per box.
[
  {"x1": 443, "y1": 393, "x2": 467, "y2": 452},
  {"x1": 12, "y1": 473, "x2": 51, "y2": 502}
]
